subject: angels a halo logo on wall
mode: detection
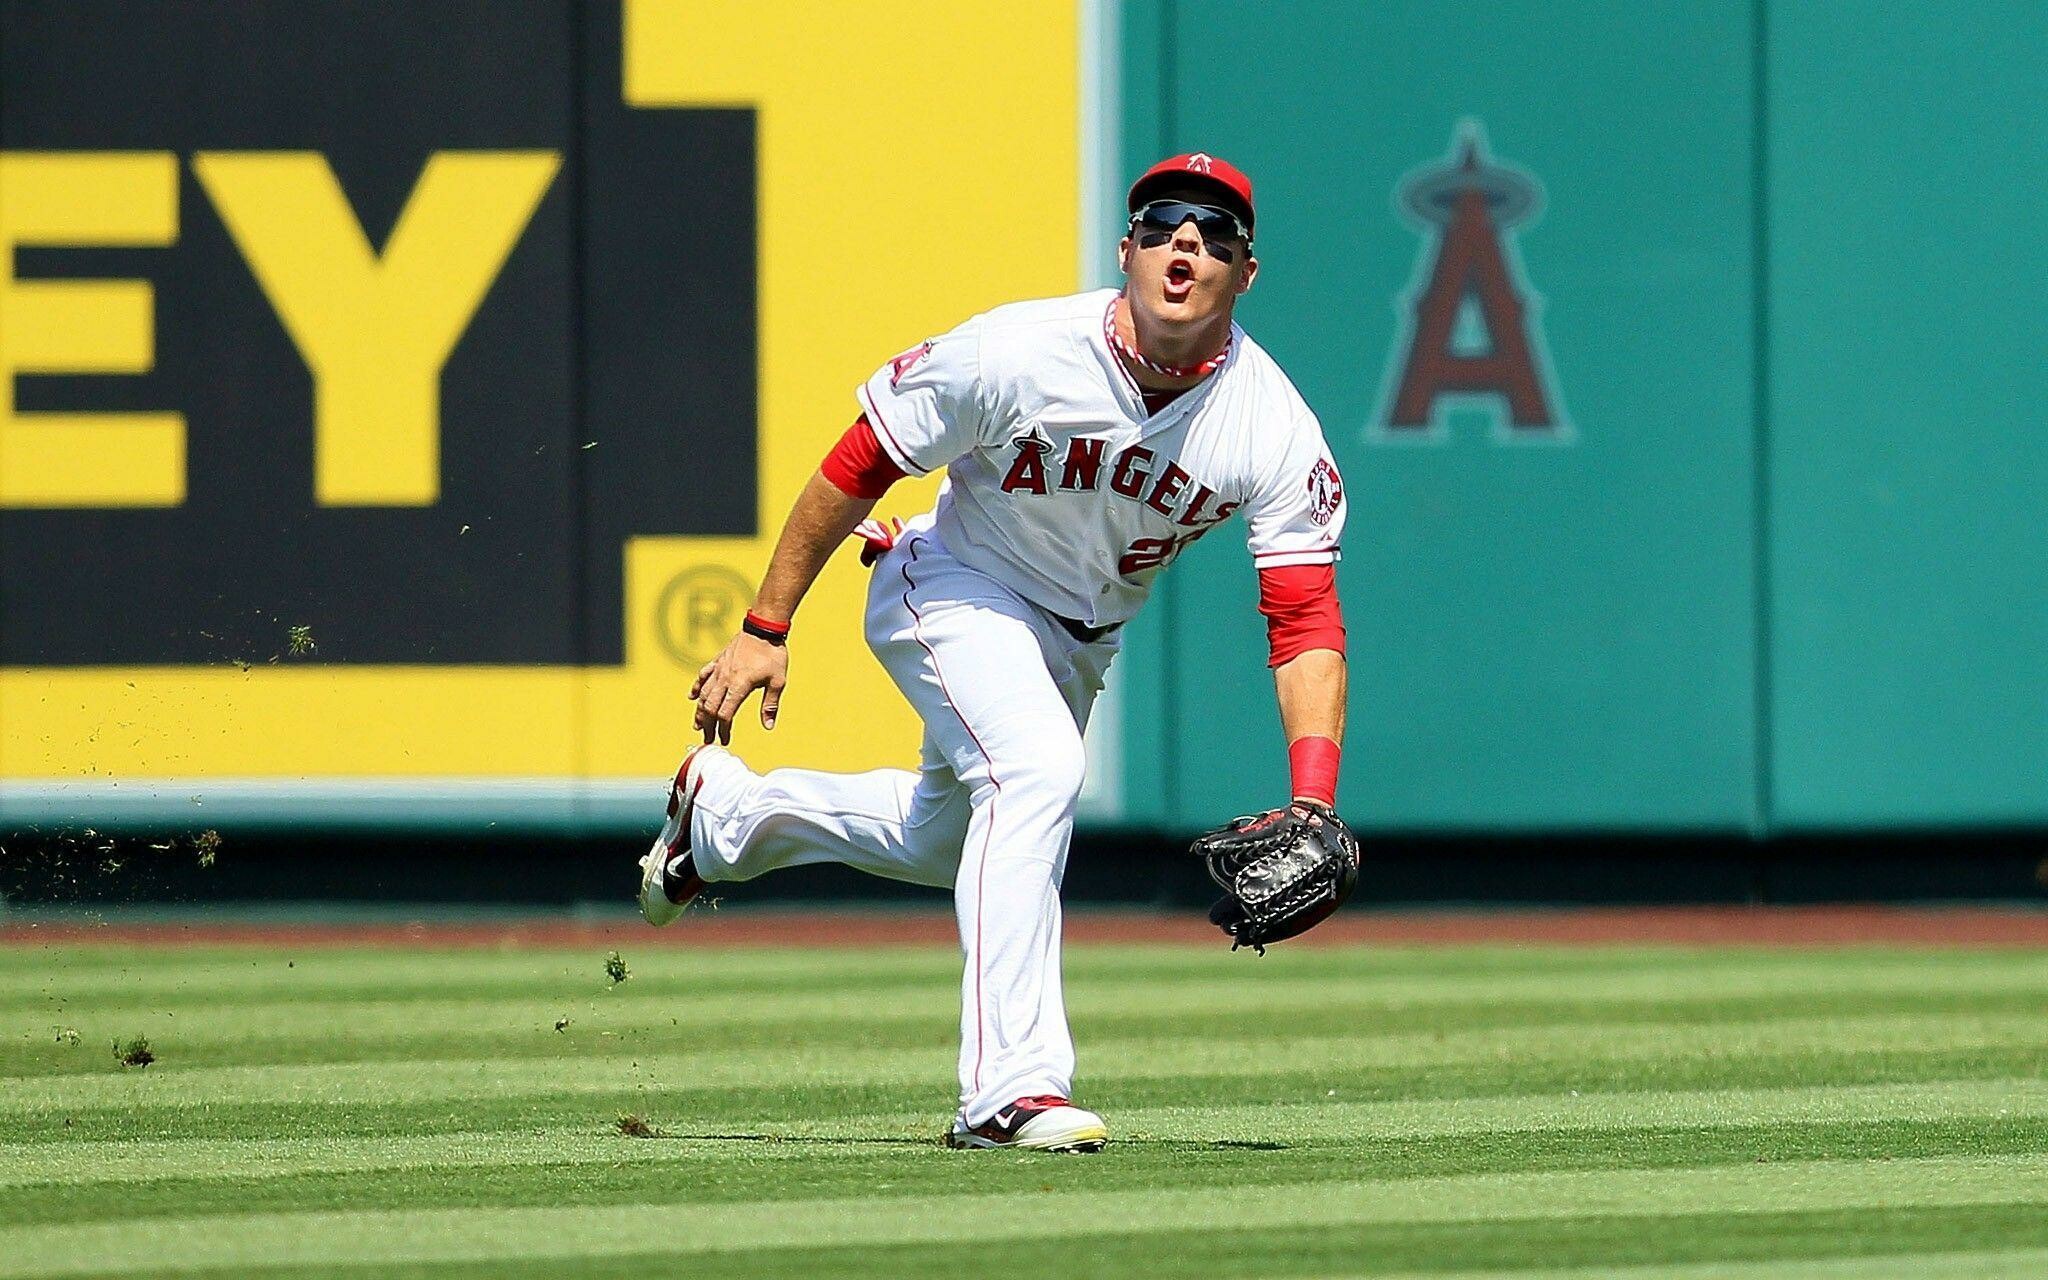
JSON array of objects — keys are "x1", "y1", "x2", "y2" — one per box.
[{"x1": 1370, "y1": 120, "x2": 1572, "y2": 444}]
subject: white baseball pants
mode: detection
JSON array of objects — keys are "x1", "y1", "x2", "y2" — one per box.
[{"x1": 684, "y1": 518, "x2": 1118, "y2": 1127}]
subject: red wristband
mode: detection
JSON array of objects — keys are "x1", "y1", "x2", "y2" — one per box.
[
  {"x1": 743, "y1": 611, "x2": 790, "y2": 644},
  {"x1": 1288, "y1": 735, "x2": 1340, "y2": 807}
]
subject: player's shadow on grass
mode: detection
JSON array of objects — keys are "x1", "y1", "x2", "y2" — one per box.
[{"x1": 642, "y1": 1133, "x2": 1291, "y2": 1151}]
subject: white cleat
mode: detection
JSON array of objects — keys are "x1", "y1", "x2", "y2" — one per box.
[
  {"x1": 637, "y1": 746, "x2": 720, "y2": 926},
  {"x1": 947, "y1": 1096, "x2": 1108, "y2": 1153}
]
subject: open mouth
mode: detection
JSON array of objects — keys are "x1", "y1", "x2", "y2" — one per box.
[{"x1": 1163, "y1": 258, "x2": 1195, "y2": 302}]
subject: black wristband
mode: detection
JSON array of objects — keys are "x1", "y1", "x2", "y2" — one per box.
[{"x1": 742, "y1": 612, "x2": 789, "y2": 646}]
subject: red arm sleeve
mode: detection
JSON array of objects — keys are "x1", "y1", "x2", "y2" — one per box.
[
  {"x1": 820, "y1": 413, "x2": 909, "y2": 499},
  {"x1": 1258, "y1": 563, "x2": 1346, "y2": 668}
]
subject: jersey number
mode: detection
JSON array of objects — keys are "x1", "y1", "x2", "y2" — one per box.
[{"x1": 1118, "y1": 529, "x2": 1204, "y2": 577}]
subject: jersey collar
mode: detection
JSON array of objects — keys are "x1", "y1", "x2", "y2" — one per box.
[{"x1": 1095, "y1": 294, "x2": 1239, "y2": 437}]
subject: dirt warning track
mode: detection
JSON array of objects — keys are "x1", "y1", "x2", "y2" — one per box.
[{"x1": 3, "y1": 904, "x2": 2044, "y2": 949}]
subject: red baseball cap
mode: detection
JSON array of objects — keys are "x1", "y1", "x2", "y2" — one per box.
[{"x1": 1127, "y1": 152, "x2": 1255, "y2": 236}]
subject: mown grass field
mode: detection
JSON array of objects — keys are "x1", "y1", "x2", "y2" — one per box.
[{"x1": 2, "y1": 935, "x2": 2045, "y2": 1278}]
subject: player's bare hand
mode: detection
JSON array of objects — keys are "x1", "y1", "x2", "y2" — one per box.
[{"x1": 693, "y1": 633, "x2": 789, "y2": 744}]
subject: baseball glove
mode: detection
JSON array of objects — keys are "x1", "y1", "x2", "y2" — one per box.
[{"x1": 1192, "y1": 801, "x2": 1360, "y2": 953}]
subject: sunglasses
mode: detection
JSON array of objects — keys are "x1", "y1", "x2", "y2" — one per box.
[{"x1": 1128, "y1": 200, "x2": 1251, "y2": 263}]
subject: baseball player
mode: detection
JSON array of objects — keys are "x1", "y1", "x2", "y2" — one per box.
[{"x1": 640, "y1": 154, "x2": 1348, "y2": 1152}]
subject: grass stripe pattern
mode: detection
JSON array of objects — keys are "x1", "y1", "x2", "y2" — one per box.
[{"x1": 2, "y1": 940, "x2": 2043, "y2": 1277}]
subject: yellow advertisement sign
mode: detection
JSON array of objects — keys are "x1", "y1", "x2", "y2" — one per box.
[{"x1": 0, "y1": 1, "x2": 1081, "y2": 828}]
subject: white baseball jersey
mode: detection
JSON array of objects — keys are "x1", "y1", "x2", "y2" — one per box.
[{"x1": 856, "y1": 288, "x2": 1346, "y2": 627}]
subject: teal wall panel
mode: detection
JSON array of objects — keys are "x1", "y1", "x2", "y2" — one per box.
[
  {"x1": 1129, "y1": 0, "x2": 1760, "y2": 831},
  {"x1": 1766, "y1": 3, "x2": 2048, "y2": 828},
  {"x1": 1105, "y1": 0, "x2": 1181, "y2": 829}
]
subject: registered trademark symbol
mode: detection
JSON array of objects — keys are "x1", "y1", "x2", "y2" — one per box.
[{"x1": 654, "y1": 566, "x2": 758, "y2": 667}]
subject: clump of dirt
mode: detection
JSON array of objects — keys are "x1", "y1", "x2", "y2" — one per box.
[
  {"x1": 113, "y1": 1037, "x2": 154, "y2": 1068},
  {"x1": 604, "y1": 951, "x2": 630, "y2": 985},
  {"x1": 615, "y1": 1113, "x2": 662, "y2": 1139}
]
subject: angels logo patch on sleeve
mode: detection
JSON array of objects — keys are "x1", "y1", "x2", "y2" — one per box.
[
  {"x1": 888, "y1": 340, "x2": 934, "y2": 386},
  {"x1": 1307, "y1": 457, "x2": 1344, "y2": 526}
]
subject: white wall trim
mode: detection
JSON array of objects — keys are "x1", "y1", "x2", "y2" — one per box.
[{"x1": 1076, "y1": 0, "x2": 1126, "y2": 822}]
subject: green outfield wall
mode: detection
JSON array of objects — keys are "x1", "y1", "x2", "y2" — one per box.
[
  {"x1": 3, "y1": 1, "x2": 2042, "y2": 840},
  {"x1": 1115, "y1": 0, "x2": 2047, "y2": 835},
  {"x1": 1762, "y1": 4, "x2": 2048, "y2": 829}
]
